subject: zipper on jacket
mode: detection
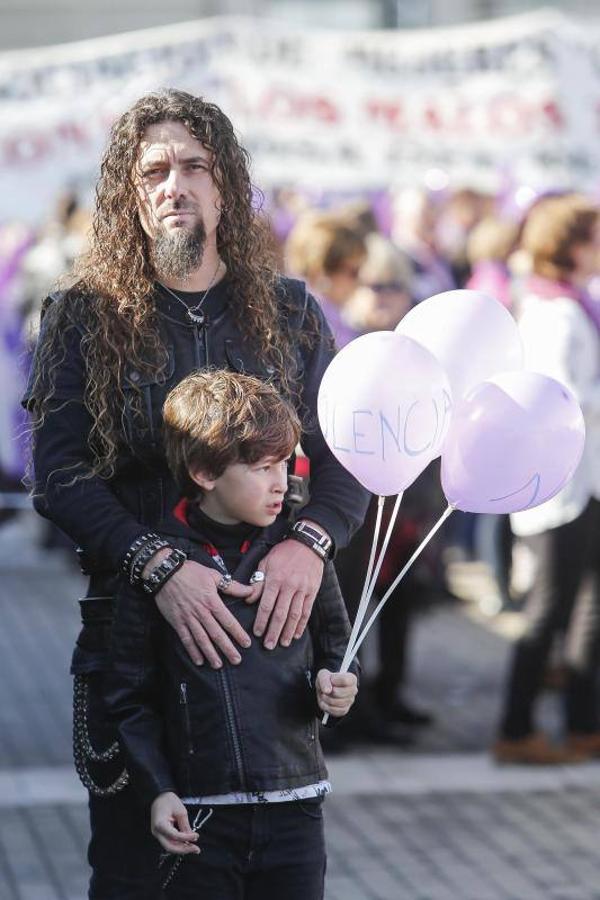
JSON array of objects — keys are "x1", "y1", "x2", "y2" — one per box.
[
  {"x1": 192, "y1": 325, "x2": 203, "y2": 369},
  {"x1": 179, "y1": 682, "x2": 194, "y2": 756},
  {"x1": 218, "y1": 670, "x2": 246, "y2": 788},
  {"x1": 203, "y1": 326, "x2": 209, "y2": 366}
]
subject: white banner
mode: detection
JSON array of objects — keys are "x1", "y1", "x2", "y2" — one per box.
[{"x1": 2, "y1": 10, "x2": 600, "y2": 222}]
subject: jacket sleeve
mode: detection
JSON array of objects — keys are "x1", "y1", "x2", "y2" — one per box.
[
  {"x1": 309, "y1": 561, "x2": 359, "y2": 680},
  {"x1": 24, "y1": 302, "x2": 147, "y2": 570},
  {"x1": 295, "y1": 289, "x2": 371, "y2": 552},
  {"x1": 104, "y1": 580, "x2": 177, "y2": 808}
]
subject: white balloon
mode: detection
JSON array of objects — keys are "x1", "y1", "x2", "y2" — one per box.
[
  {"x1": 396, "y1": 290, "x2": 524, "y2": 400},
  {"x1": 317, "y1": 331, "x2": 452, "y2": 496}
]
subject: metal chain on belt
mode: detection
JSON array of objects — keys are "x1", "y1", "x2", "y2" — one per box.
[{"x1": 72, "y1": 674, "x2": 129, "y2": 797}]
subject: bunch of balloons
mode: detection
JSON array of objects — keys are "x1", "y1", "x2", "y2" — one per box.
[
  {"x1": 318, "y1": 289, "x2": 585, "y2": 515},
  {"x1": 317, "y1": 290, "x2": 586, "y2": 695}
]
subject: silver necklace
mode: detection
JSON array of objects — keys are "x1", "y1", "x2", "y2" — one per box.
[{"x1": 158, "y1": 260, "x2": 223, "y2": 326}]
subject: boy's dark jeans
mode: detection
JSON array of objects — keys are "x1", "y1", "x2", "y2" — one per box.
[{"x1": 163, "y1": 801, "x2": 326, "y2": 899}]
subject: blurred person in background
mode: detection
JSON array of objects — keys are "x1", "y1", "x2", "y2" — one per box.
[
  {"x1": 20, "y1": 191, "x2": 91, "y2": 335},
  {"x1": 494, "y1": 194, "x2": 600, "y2": 765},
  {"x1": 392, "y1": 187, "x2": 456, "y2": 304},
  {"x1": 285, "y1": 211, "x2": 367, "y2": 347},
  {"x1": 435, "y1": 187, "x2": 492, "y2": 287},
  {"x1": 24, "y1": 89, "x2": 369, "y2": 899},
  {"x1": 345, "y1": 232, "x2": 413, "y2": 333},
  {"x1": 0, "y1": 221, "x2": 35, "y2": 521},
  {"x1": 465, "y1": 215, "x2": 519, "y2": 309},
  {"x1": 19, "y1": 192, "x2": 92, "y2": 551}
]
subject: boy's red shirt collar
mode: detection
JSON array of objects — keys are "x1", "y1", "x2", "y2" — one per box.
[
  {"x1": 171, "y1": 497, "x2": 252, "y2": 556},
  {"x1": 173, "y1": 497, "x2": 190, "y2": 526}
]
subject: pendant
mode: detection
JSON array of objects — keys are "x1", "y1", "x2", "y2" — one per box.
[{"x1": 187, "y1": 309, "x2": 205, "y2": 326}]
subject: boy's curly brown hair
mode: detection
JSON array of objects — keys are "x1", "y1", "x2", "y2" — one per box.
[{"x1": 163, "y1": 370, "x2": 301, "y2": 498}]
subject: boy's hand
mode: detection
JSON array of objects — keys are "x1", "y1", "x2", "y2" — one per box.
[
  {"x1": 151, "y1": 792, "x2": 200, "y2": 855},
  {"x1": 316, "y1": 669, "x2": 358, "y2": 718}
]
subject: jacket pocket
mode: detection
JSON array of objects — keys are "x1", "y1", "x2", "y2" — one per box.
[{"x1": 71, "y1": 597, "x2": 114, "y2": 675}]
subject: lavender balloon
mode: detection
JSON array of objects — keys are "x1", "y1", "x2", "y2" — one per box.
[
  {"x1": 397, "y1": 289, "x2": 524, "y2": 401},
  {"x1": 441, "y1": 371, "x2": 585, "y2": 514},
  {"x1": 318, "y1": 331, "x2": 452, "y2": 496}
]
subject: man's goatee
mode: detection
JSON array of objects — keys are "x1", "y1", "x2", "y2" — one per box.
[{"x1": 152, "y1": 220, "x2": 207, "y2": 279}]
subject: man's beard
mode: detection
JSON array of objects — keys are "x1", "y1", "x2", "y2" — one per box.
[{"x1": 151, "y1": 218, "x2": 207, "y2": 280}]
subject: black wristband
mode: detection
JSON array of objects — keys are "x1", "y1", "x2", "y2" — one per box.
[
  {"x1": 287, "y1": 529, "x2": 329, "y2": 562},
  {"x1": 121, "y1": 532, "x2": 160, "y2": 576},
  {"x1": 141, "y1": 548, "x2": 188, "y2": 595},
  {"x1": 129, "y1": 537, "x2": 172, "y2": 586}
]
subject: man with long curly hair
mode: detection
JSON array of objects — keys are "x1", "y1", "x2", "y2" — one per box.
[{"x1": 24, "y1": 89, "x2": 369, "y2": 899}]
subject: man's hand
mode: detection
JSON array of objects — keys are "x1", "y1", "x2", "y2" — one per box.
[
  {"x1": 249, "y1": 539, "x2": 324, "y2": 649},
  {"x1": 316, "y1": 669, "x2": 358, "y2": 718},
  {"x1": 151, "y1": 792, "x2": 200, "y2": 855},
  {"x1": 154, "y1": 559, "x2": 253, "y2": 668}
]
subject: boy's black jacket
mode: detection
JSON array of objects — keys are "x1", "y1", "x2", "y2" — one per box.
[{"x1": 105, "y1": 510, "x2": 357, "y2": 809}]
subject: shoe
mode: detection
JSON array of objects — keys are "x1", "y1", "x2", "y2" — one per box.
[
  {"x1": 492, "y1": 733, "x2": 585, "y2": 765},
  {"x1": 567, "y1": 733, "x2": 600, "y2": 758},
  {"x1": 382, "y1": 700, "x2": 434, "y2": 728}
]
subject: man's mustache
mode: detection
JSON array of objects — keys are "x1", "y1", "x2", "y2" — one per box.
[{"x1": 160, "y1": 200, "x2": 200, "y2": 218}]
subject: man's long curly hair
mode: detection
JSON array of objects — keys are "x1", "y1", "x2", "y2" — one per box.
[{"x1": 29, "y1": 89, "x2": 304, "y2": 481}]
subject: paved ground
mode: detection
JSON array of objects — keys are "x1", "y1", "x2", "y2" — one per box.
[{"x1": 2, "y1": 510, "x2": 600, "y2": 899}]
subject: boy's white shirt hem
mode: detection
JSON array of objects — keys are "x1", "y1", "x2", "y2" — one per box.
[{"x1": 182, "y1": 780, "x2": 331, "y2": 805}]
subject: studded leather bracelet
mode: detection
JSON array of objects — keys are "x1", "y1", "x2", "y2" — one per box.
[
  {"x1": 121, "y1": 532, "x2": 161, "y2": 578},
  {"x1": 141, "y1": 548, "x2": 188, "y2": 595},
  {"x1": 129, "y1": 537, "x2": 172, "y2": 586}
]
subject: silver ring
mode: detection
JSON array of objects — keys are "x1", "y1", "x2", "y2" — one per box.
[
  {"x1": 217, "y1": 573, "x2": 233, "y2": 592},
  {"x1": 250, "y1": 571, "x2": 265, "y2": 584}
]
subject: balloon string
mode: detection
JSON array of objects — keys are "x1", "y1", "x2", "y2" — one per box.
[
  {"x1": 322, "y1": 493, "x2": 403, "y2": 726},
  {"x1": 339, "y1": 494, "x2": 384, "y2": 663},
  {"x1": 349, "y1": 491, "x2": 403, "y2": 659},
  {"x1": 343, "y1": 504, "x2": 454, "y2": 671},
  {"x1": 321, "y1": 495, "x2": 384, "y2": 728}
]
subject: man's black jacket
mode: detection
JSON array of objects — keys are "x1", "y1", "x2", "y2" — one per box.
[
  {"x1": 25, "y1": 276, "x2": 370, "y2": 585},
  {"x1": 105, "y1": 512, "x2": 356, "y2": 808}
]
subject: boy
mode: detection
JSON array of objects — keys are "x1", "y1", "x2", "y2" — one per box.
[{"x1": 106, "y1": 370, "x2": 358, "y2": 899}]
